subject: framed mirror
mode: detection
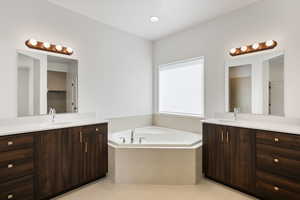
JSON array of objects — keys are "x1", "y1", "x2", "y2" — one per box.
[
  {"x1": 17, "y1": 50, "x2": 78, "y2": 117},
  {"x1": 225, "y1": 51, "x2": 284, "y2": 116}
]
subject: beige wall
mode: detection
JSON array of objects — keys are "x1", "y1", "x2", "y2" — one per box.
[
  {"x1": 153, "y1": 113, "x2": 202, "y2": 134},
  {"x1": 109, "y1": 115, "x2": 153, "y2": 133}
]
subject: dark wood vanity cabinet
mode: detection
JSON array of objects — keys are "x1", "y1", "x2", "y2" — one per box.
[
  {"x1": 35, "y1": 123, "x2": 108, "y2": 200},
  {"x1": 203, "y1": 123, "x2": 255, "y2": 193},
  {"x1": 0, "y1": 123, "x2": 108, "y2": 200},
  {"x1": 35, "y1": 128, "x2": 82, "y2": 199},
  {"x1": 256, "y1": 130, "x2": 300, "y2": 200},
  {"x1": 0, "y1": 134, "x2": 35, "y2": 200},
  {"x1": 81, "y1": 125, "x2": 108, "y2": 184},
  {"x1": 203, "y1": 123, "x2": 300, "y2": 200}
]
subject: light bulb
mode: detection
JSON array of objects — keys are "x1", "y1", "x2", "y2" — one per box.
[
  {"x1": 150, "y1": 16, "x2": 160, "y2": 23},
  {"x1": 241, "y1": 46, "x2": 248, "y2": 52},
  {"x1": 230, "y1": 48, "x2": 237, "y2": 54},
  {"x1": 66, "y1": 47, "x2": 73, "y2": 54},
  {"x1": 55, "y1": 45, "x2": 63, "y2": 51},
  {"x1": 252, "y1": 43, "x2": 260, "y2": 50},
  {"x1": 43, "y1": 42, "x2": 50, "y2": 49},
  {"x1": 29, "y1": 39, "x2": 37, "y2": 46},
  {"x1": 266, "y1": 40, "x2": 275, "y2": 47}
]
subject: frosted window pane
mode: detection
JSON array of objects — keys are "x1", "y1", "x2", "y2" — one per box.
[{"x1": 159, "y1": 59, "x2": 204, "y2": 116}]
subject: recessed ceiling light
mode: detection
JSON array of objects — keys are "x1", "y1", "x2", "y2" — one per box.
[{"x1": 150, "y1": 16, "x2": 159, "y2": 23}]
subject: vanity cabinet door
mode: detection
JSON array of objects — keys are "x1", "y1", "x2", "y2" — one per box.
[
  {"x1": 81, "y1": 125, "x2": 108, "y2": 183},
  {"x1": 35, "y1": 128, "x2": 82, "y2": 200},
  {"x1": 203, "y1": 123, "x2": 227, "y2": 183},
  {"x1": 68, "y1": 127, "x2": 84, "y2": 187},
  {"x1": 203, "y1": 123, "x2": 256, "y2": 194},
  {"x1": 227, "y1": 127, "x2": 256, "y2": 193}
]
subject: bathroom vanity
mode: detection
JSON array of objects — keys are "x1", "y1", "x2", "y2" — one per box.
[
  {"x1": 0, "y1": 122, "x2": 108, "y2": 200},
  {"x1": 203, "y1": 120, "x2": 300, "y2": 200}
]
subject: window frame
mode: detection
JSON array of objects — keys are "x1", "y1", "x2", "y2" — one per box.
[{"x1": 157, "y1": 57, "x2": 205, "y2": 118}]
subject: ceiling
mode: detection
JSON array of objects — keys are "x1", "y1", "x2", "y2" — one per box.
[{"x1": 47, "y1": 0, "x2": 260, "y2": 41}]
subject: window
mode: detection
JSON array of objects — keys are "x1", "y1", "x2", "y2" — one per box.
[{"x1": 158, "y1": 58, "x2": 204, "y2": 117}]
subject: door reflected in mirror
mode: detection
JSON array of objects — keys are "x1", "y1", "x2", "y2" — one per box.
[
  {"x1": 229, "y1": 64, "x2": 252, "y2": 113},
  {"x1": 264, "y1": 55, "x2": 284, "y2": 116},
  {"x1": 17, "y1": 51, "x2": 78, "y2": 117}
]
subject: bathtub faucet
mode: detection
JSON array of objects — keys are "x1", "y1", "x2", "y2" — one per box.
[{"x1": 130, "y1": 129, "x2": 135, "y2": 143}]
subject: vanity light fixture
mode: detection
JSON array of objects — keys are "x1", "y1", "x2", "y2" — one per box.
[
  {"x1": 241, "y1": 46, "x2": 248, "y2": 52},
  {"x1": 266, "y1": 40, "x2": 275, "y2": 47},
  {"x1": 252, "y1": 43, "x2": 260, "y2": 50},
  {"x1": 28, "y1": 38, "x2": 38, "y2": 46},
  {"x1": 25, "y1": 39, "x2": 74, "y2": 55},
  {"x1": 66, "y1": 47, "x2": 73, "y2": 54},
  {"x1": 229, "y1": 40, "x2": 277, "y2": 56},
  {"x1": 55, "y1": 45, "x2": 63, "y2": 51},
  {"x1": 230, "y1": 48, "x2": 237, "y2": 54},
  {"x1": 43, "y1": 42, "x2": 50, "y2": 49}
]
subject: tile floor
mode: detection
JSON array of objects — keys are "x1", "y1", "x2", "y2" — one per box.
[{"x1": 55, "y1": 178, "x2": 257, "y2": 200}]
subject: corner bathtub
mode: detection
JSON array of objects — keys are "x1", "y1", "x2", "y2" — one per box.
[{"x1": 108, "y1": 126, "x2": 203, "y2": 185}]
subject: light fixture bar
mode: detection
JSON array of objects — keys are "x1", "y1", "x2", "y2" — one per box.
[
  {"x1": 25, "y1": 39, "x2": 73, "y2": 55},
  {"x1": 229, "y1": 40, "x2": 277, "y2": 56}
]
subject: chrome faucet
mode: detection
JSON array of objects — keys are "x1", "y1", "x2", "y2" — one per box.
[
  {"x1": 49, "y1": 108, "x2": 56, "y2": 123},
  {"x1": 233, "y1": 107, "x2": 239, "y2": 121},
  {"x1": 130, "y1": 129, "x2": 135, "y2": 143}
]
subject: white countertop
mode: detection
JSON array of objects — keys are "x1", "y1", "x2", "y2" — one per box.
[
  {"x1": 0, "y1": 119, "x2": 108, "y2": 137},
  {"x1": 203, "y1": 118, "x2": 300, "y2": 135}
]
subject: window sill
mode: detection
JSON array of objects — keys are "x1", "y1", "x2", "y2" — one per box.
[{"x1": 156, "y1": 112, "x2": 204, "y2": 120}]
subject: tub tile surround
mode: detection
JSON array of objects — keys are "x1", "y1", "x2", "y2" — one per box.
[
  {"x1": 0, "y1": 113, "x2": 108, "y2": 136},
  {"x1": 108, "y1": 114, "x2": 153, "y2": 133},
  {"x1": 153, "y1": 113, "x2": 203, "y2": 134}
]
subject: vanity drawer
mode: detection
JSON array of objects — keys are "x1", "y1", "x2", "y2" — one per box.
[
  {"x1": 257, "y1": 144, "x2": 300, "y2": 179},
  {"x1": 257, "y1": 154, "x2": 300, "y2": 181},
  {"x1": 256, "y1": 131, "x2": 300, "y2": 151},
  {"x1": 0, "y1": 135, "x2": 34, "y2": 152},
  {"x1": 0, "y1": 175, "x2": 34, "y2": 200},
  {"x1": 94, "y1": 124, "x2": 107, "y2": 134},
  {"x1": 0, "y1": 148, "x2": 33, "y2": 163},
  {"x1": 81, "y1": 123, "x2": 107, "y2": 135},
  {"x1": 0, "y1": 159, "x2": 34, "y2": 182},
  {"x1": 256, "y1": 170, "x2": 300, "y2": 200}
]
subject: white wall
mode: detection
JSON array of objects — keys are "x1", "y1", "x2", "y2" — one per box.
[
  {"x1": 154, "y1": 0, "x2": 300, "y2": 118},
  {"x1": 0, "y1": 0, "x2": 152, "y2": 119}
]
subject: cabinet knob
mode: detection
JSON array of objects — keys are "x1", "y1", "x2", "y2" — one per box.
[
  {"x1": 7, "y1": 141, "x2": 13, "y2": 146},
  {"x1": 274, "y1": 186, "x2": 279, "y2": 191},
  {"x1": 96, "y1": 128, "x2": 99, "y2": 132},
  {"x1": 8, "y1": 164, "x2": 14, "y2": 168},
  {"x1": 273, "y1": 158, "x2": 279, "y2": 163},
  {"x1": 8, "y1": 194, "x2": 14, "y2": 199},
  {"x1": 274, "y1": 138, "x2": 279, "y2": 142}
]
